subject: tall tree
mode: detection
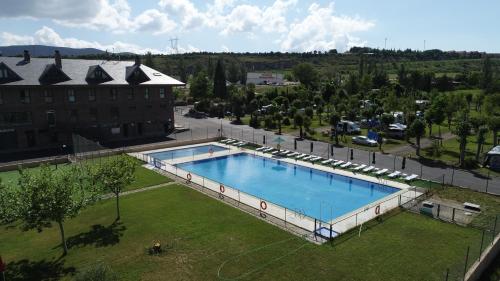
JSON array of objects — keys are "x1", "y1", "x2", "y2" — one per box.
[
  {"x1": 410, "y1": 119, "x2": 426, "y2": 156},
  {"x1": 330, "y1": 111, "x2": 341, "y2": 145},
  {"x1": 487, "y1": 116, "x2": 500, "y2": 146},
  {"x1": 189, "y1": 71, "x2": 209, "y2": 100},
  {"x1": 177, "y1": 58, "x2": 188, "y2": 83},
  {"x1": 476, "y1": 127, "x2": 488, "y2": 162},
  {"x1": 481, "y1": 56, "x2": 493, "y2": 94},
  {"x1": 454, "y1": 113, "x2": 472, "y2": 168},
  {"x1": 227, "y1": 60, "x2": 240, "y2": 84},
  {"x1": 294, "y1": 113, "x2": 304, "y2": 139},
  {"x1": 274, "y1": 112, "x2": 283, "y2": 135},
  {"x1": 213, "y1": 59, "x2": 228, "y2": 100},
  {"x1": 12, "y1": 165, "x2": 98, "y2": 255},
  {"x1": 292, "y1": 63, "x2": 319, "y2": 88},
  {"x1": 93, "y1": 155, "x2": 136, "y2": 221},
  {"x1": 144, "y1": 52, "x2": 154, "y2": 68},
  {"x1": 230, "y1": 92, "x2": 245, "y2": 123}
]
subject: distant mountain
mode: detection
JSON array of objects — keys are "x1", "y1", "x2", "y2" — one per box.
[{"x1": 0, "y1": 45, "x2": 106, "y2": 57}]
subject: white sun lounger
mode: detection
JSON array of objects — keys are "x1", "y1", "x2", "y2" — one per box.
[
  {"x1": 375, "y1": 168, "x2": 388, "y2": 175},
  {"x1": 363, "y1": 166, "x2": 375, "y2": 172},
  {"x1": 340, "y1": 162, "x2": 352, "y2": 168},
  {"x1": 303, "y1": 155, "x2": 316, "y2": 161},
  {"x1": 296, "y1": 154, "x2": 308, "y2": 159},
  {"x1": 225, "y1": 139, "x2": 237, "y2": 144},
  {"x1": 353, "y1": 164, "x2": 367, "y2": 171},
  {"x1": 333, "y1": 160, "x2": 344, "y2": 166},
  {"x1": 388, "y1": 171, "x2": 401, "y2": 178},
  {"x1": 234, "y1": 141, "x2": 244, "y2": 146},
  {"x1": 310, "y1": 157, "x2": 322, "y2": 162},
  {"x1": 256, "y1": 146, "x2": 268, "y2": 151},
  {"x1": 280, "y1": 150, "x2": 291, "y2": 155},
  {"x1": 321, "y1": 159, "x2": 335, "y2": 165},
  {"x1": 220, "y1": 139, "x2": 230, "y2": 143},
  {"x1": 287, "y1": 152, "x2": 299, "y2": 157},
  {"x1": 405, "y1": 174, "x2": 419, "y2": 181},
  {"x1": 263, "y1": 147, "x2": 274, "y2": 152},
  {"x1": 237, "y1": 142, "x2": 247, "y2": 147}
]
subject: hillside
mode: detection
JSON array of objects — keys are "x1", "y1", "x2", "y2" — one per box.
[{"x1": 0, "y1": 45, "x2": 105, "y2": 57}]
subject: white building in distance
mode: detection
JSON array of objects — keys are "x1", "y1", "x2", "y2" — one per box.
[{"x1": 247, "y1": 72, "x2": 284, "y2": 85}]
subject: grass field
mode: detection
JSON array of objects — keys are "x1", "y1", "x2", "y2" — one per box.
[
  {"x1": 0, "y1": 156, "x2": 172, "y2": 193},
  {"x1": 0, "y1": 183, "x2": 485, "y2": 281}
]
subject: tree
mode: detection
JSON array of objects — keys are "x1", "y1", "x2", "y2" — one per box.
[
  {"x1": 189, "y1": 71, "x2": 209, "y2": 100},
  {"x1": 213, "y1": 59, "x2": 228, "y2": 100},
  {"x1": 487, "y1": 116, "x2": 500, "y2": 146},
  {"x1": 177, "y1": 58, "x2": 188, "y2": 83},
  {"x1": 0, "y1": 179, "x2": 17, "y2": 224},
  {"x1": 292, "y1": 63, "x2": 319, "y2": 88},
  {"x1": 230, "y1": 93, "x2": 245, "y2": 123},
  {"x1": 410, "y1": 119, "x2": 426, "y2": 156},
  {"x1": 294, "y1": 112, "x2": 304, "y2": 139},
  {"x1": 305, "y1": 107, "x2": 314, "y2": 119},
  {"x1": 476, "y1": 127, "x2": 488, "y2": 162},
  {"x1": 481, "y1": 56, "x2": 493, "y2": 93},
  {"x1": 317, "y1": 106, "x2": 324, "y2": 125},
  {"x1": 240, "y1": 63, "x2": 247, "y2": 85},
  {"x1": 330, "y1": 111, "x2": 341, "y2": 145},
  {"x1": 13, "y1": 165, "x2": 98, "y2": 255},
  {"x1": 303, "y1": 116, "x2": 312, "y2": 134},
  {"x1": 227, "y1": 60, "x2": 240, "y2": 84},
  {"x1": 274, "y1": 112, "x2": 283, "y2": 135},
  {"x1": 380, "y1": 114, "x2": 395, "y2": 130},
  {"x1": 93, "y1": 155, "x2": 136, "y2": 221},
  {"x1": 144, "y1": 52, "x2": 154, "y2": 68},
  {"x1": 454, "y1": 113, "x2": 472, "y2": 168}
]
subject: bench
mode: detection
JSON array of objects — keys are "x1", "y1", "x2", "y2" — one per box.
[{"x1": 463, "y1": 202, "x2": 481, "y2": 212}]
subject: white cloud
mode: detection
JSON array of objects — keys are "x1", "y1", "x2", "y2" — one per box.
[
  {"x1": 0, "y1": 0, "x2": 101, "y2": 20},
  {"x1": 280, "y1": 3, "x2": 374, "y2": 52},
  {"x1": 159, "y1": 0, "x2": 206, "y2": 30},
  {"x1": 0, "y1": 27, "x2": 168, "y2": 54}
]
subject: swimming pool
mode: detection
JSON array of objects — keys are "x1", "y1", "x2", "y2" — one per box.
[
  {"x1": 148, "y1": 145, "x2": 227, "y2": 160},
  {"x1": 176, "y1": 153, "x2": 399, "y2": 222}
]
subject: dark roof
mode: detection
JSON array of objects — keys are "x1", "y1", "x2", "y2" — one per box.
[{"x1": 0, "y1": 57, "x2": 184, "y2": 86}]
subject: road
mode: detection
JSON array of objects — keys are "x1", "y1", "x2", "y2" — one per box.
[{"x1": 173, "y1": 107, "x2": 500, "y2": 195}]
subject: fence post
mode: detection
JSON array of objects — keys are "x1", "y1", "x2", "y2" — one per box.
[
  {"x1": 452, "y1": 208, "x2": 455, "y2": 222},
  {"x1": 486, "y1": 170, "x2": 490, "y2": 193},
  {"x1": 437, "y1": 204, "x2": 441, "y2": 218},
  {"x1": 451, "y1": 167, "x2": 455, "y2": 186},
  {"x1": 479, "y1": 230, "x2": 485, "y2": 261},
  {"x1": 493, "y1": 216, "x2": 498, "y2": 244},
  {"x1": 445, "y1": 268, "x2": 449, "y2": 281},
  {"x1": 463, "y1": 246, "x2": 470, "y2": 279},
  {"x1": 393, "y1": 156, "x2": 396, "y2": 171}
]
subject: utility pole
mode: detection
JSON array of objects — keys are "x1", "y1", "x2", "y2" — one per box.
[{"x1": 169, "y1": 37, "x2": 179, "y2": 54}]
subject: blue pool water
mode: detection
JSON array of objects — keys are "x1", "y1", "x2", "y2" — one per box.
[
  {"x1": 148, "y1": 145, "x2": 227, "y2": 160},
  {"x1": 176, "y1": 153, "x2": 399, "y2": 221}
]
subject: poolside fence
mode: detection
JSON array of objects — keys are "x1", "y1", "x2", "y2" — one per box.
[{"x1": 135, "y1": 151, "x2": 424, "y2": 238}]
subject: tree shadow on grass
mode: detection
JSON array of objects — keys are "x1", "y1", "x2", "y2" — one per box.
[
  {"x1": 65, "y1": 221, "x2": 126, "y2": 249},
  {"x1": 5, "y1": 259, "x2": 75, "y2": 281}
]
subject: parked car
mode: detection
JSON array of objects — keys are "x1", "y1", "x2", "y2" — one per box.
[
  {"x1": 352, "y1": 136, "x2": 378, "y2": 147},
  {"x1": 184, "y1": 109, "x2": 208, "y2": 119}
]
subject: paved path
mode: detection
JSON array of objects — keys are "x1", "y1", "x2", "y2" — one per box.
[
  {"x1": 385, "y1": 132, "x2": 456, "y2": 155},
  {"x1": 101, "y1": 181, "x2": 176, "y2": 200},
  {"x1": 173, "y1": 107, "x2": 500, "y2": 195}
]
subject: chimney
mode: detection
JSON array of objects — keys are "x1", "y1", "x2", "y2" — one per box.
[
  {"x1": 134, "y1": 55, "x2": 141, "y2": 65},
  {"x1": 23, "y1": 50, "x2": 30, "y2": 62},
  {"x1": 54, "y1": 50, "x2": 62, "y2": 69}
]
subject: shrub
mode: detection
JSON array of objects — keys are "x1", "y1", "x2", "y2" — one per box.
[
  {"x1": 249, "y1": 116, "x2": 260, "y2": 128},
  {"x1": 75, "y1": 263, "x2": 117, "y2": 281},
  {"x1": 282, "y1": 117, "x2": 291, "y2": 126},
  {"x1": 462, "y1": 157, "x2": 478, "y2": 169}
]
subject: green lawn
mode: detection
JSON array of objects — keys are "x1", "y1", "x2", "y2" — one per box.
[
  {"x1": 0, "y1": 184, "x2": 484, "y2": 280},
  {"x1": 0, "y1": 156, "x2": 172, "y2": 193}
]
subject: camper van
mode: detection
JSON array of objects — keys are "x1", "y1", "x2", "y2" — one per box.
[{"x1": 336, "y1": 121, "x2": 361, "y2": 134}]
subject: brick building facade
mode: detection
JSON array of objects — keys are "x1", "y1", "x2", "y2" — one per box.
[{"x1": 0, "y1": 51, "x2": 183, "y2": 155}]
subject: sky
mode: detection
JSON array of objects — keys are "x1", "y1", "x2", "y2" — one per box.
[{"x1": 0, "y1": 0, "x2": 499, "y2": 54}]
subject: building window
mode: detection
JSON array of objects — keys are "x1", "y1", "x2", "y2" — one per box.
[
  {"x1": 144, "y1": 88, "x2": 150, "y2": 100},
  {"x1": 0, "y1": 92, "x2": 3, "y2": 105},
  {"x1": 43, "y1": 90, "x2": 53, "y2": 103},
  {"x1": 110, "y1": 88, "x2": 117, "y2": 100},
  {"x1": 89, "y1": 108, "x2": 98, "y2": 122},
  {"x1": 159, "y1": 88, "x2": 166, "y2": 99},
  {"x1": 88, "y1": 89, "x2": 96, "y2": 102},
  {"x1": 47, "y1": 110, "x2": 56, "y2": 127},
  {"x1": 68, "y1": 89, "x2": 76, "y2": 103},
  {"x1": 111, "y1": 107, "x2": 119, "y2": 121},
  {"x1": 0, "y1": 112, "x2": 32, "y2": 126},
  {"x1": 20, "y1": 90, "x2": 30, "y2": 104},
  {"x1": 69, "y1": 109, "x2": 78, "y2": 123}
]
